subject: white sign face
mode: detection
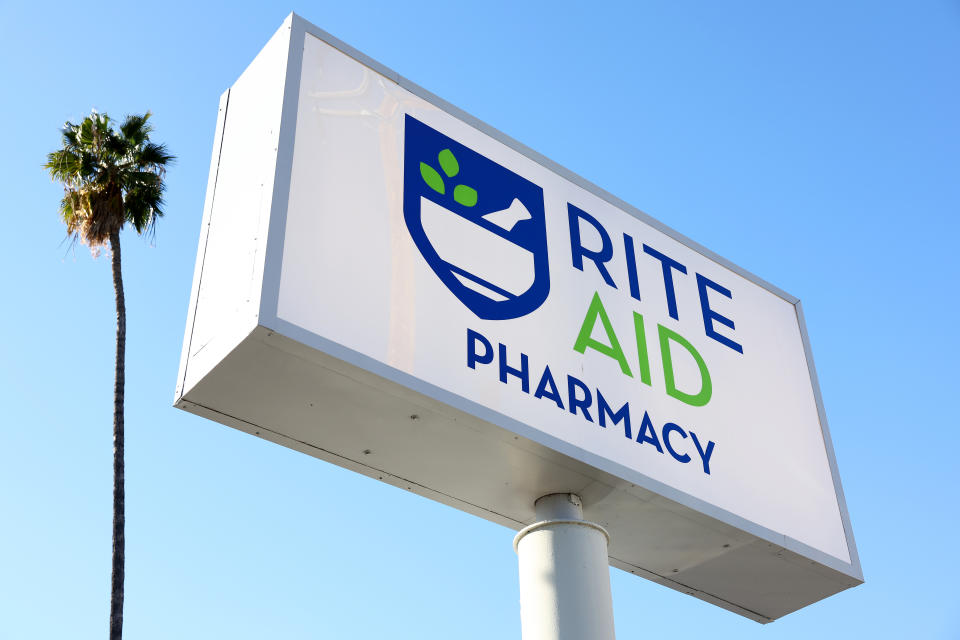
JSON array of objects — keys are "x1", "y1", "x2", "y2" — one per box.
[
  {"x1": 177, "y1": 15, "x2": 860, "y2": 621},
  {"x1": 277, "y1": 34, "x2": 848, "y2": 563}
]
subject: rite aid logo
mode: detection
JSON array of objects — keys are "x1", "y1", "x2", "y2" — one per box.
[{"x1": 403, "y1": 115, "x2": 550, "y2": 320}]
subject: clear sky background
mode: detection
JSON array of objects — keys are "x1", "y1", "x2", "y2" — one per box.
[{"x1": 1, "y1": 1, "x2": 958, "y2": 638}]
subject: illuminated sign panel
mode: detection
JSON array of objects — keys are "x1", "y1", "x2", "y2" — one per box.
[{"x1": 176, "y1": 14, "x2": 861, "y2": 622}]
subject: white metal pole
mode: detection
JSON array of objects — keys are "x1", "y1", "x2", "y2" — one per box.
[{"x1": 514, "y1": 493, "x2": 616, "y2": 640}]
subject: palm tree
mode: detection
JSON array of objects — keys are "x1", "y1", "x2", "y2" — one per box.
[{"x1": 45, "y1": 110, "x2": 174, "y2": 640}]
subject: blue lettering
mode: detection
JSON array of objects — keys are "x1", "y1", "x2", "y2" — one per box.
[
  {"x1": 468, "y1": 331, "x2": 717, "y2": 477},
  {"x1": 690, "y1": 431, "x2": 716, "y2": 475},
  {"x1": 623, "y1": 233, "x2": 642, "y2": 302},
  {"x1": 568, "y1": 204, "x2": 617, "y2": 288},
  {"x1": 636, "y1": 411, "x2": 664, "y2": 452},
  {"x1": 597, "y1": 391, "x2": 630, "y2": 437},
  {"x1": 567, "y1": 375, "x2": 594, "y2": 422},
  {"x1": 696, "y1": 273, "x2": 743, "y2": 354},
  {"x1": 498, "y1": 343, "x2": 530, "y2": 393},
  {"x1": 467, "y1": 329, "x2": 493, "y2": 369},
  {"x1": 662, "y1": 422, "x2": 691, "y2": 463},
  {"x1": 534, "y1": 365, "x2": 564, "y2": 409},
  {"x1": 642, "y1": 244, "x2": 687, "y2": 321}
]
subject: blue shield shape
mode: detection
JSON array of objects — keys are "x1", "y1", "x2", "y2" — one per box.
[{"x1": 403, "y1": 115, "x2": 550, "y2": 320}]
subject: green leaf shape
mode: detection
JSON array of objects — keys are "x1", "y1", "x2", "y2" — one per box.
[
  {"x1": 453, "y1": 184, "x2": 477, "y2": 207},
  {"x1": 438, "y1": 149, "x2": 459, "y2": 178},
  {"x1": 420, "y1": 162, "x2": 445, "y2": 194}
]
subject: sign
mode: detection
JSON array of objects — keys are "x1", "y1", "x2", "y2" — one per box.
[{"x1": 176, "y1": 13, "x2": 862, "y2": 622}]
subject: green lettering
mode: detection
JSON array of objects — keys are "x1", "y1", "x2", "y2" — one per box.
[
  {"x1": 632, "y1": 312, "x2": 652, "y2": 386},
  {"x1": 658, "y1": 325, "x2": 712, "y2": 407},
  {"x1": 573, "y1": 292, "x2": 633, "y2": 377}
]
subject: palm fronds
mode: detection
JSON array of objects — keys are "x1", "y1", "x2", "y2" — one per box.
[{"x1": 44, "y1": 109, "x2": 175, "y2": 251}]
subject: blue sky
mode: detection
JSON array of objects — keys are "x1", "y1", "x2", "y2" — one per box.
[{"x1": 2, "y1": 1, "x2": 958, "y2": 638}]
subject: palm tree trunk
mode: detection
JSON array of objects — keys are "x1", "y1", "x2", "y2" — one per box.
[{"x1": 109, "y1": 230, "x2": 125, "y2": 640}]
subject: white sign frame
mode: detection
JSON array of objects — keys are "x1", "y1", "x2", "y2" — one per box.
[{"x1": 176, "y1": 13, "x2": 862, "y2": 623}]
